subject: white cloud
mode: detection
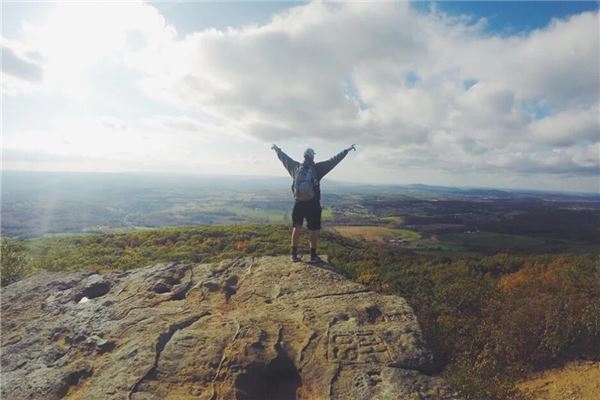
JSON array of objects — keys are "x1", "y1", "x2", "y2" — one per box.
[
  {"x1": 529, "y1": 105, "x2": 599, "y2": 146},
  {"x1": 1, "y1": 37, "x2": 44, "y2": 95},
  {"x1": 122, "y1": 2, "x2": 598, "y2": 180},
  {"x1": 13, "y1": 1, "x2": 176, "y2": 99},
  {"x1": 1, "y1": 38, "x2": 43, "y2": 82},
  {"x1": 3, "y1": 1, "x2": 599, "y2": 190}
]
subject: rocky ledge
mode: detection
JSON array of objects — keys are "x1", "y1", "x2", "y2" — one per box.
[{"x1": 1, "y1": 256, "x2": 460, "y2": 399}]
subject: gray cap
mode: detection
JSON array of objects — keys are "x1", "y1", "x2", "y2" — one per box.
[{"x1": 304, "y1": 148, "x2": 315, "y2": 158}]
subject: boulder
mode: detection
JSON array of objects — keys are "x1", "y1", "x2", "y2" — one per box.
[{"x1": 1, "y1": 256, "x2": 460, "y2": 399}]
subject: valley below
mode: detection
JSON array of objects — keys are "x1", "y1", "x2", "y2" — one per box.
[{"x1": 2, "y1": 171, "x2": 599, "y2": 400}]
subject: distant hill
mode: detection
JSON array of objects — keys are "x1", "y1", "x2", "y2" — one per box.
[{"x1": 2, "y1": 171, "x2": 599, "y2": 238}]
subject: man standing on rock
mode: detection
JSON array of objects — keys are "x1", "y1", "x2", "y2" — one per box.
[{"x1": 272, "y1": 144, "x2": 356, "y2": 263}]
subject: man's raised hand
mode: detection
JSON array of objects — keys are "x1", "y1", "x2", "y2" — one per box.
[
  {"x1": 271, "y1": 144, "x2": 280, "y2": 152},
  {"x1": 347, "y1": 144, "x2": 357, "y2": 152}
]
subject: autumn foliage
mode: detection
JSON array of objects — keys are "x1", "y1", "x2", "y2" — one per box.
[{"x1": 1, "y1": 226, "x2": 598, "y2": 400}]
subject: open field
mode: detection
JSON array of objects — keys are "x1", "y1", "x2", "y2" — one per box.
[
  {"x1": 435, "y1": 232, "x2": 600, "y2": 254},
  {"x1": 379, "y1": 215, "x2": 405, "y2": 224},
  {"x1": 332, "y1": 225, "x2": 420, "y2": 242},
  {"x1": 2, "y1": 172, "x2": 599, "y2": 257},
  {"x1": 518, "y1": 361, "x2": 600, "y2": 400},
  {"x1": 439, "y1": 232, "x2": 549, "y2": 252},
  {"x1": 321, "y1": 207, "x2": 334, "y2": 220}
]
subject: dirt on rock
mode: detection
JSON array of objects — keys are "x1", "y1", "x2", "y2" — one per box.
[{"x1": 2, "y1": 256, "x2": 461, "y2": 400}]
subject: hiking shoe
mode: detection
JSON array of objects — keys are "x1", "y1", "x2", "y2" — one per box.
[
  {"x1": 309, "y1": 255, "x2": 323, "y2": 264},
  {"x1": 291, "y1": 255, "x2": 301, "y2": 263}
]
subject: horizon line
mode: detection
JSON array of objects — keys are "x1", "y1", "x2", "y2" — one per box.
[{"x1": 2, "y1": 169, "x2": 599, "y2": 196}]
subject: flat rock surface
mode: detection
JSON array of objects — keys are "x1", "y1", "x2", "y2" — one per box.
[{"x1": 1, "y1": 256, "x2": 461, "y2": 399}]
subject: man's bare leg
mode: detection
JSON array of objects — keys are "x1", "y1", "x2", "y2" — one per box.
[
  {"x1": 291, "y1": 225, "x2": 302, "y2": 261},
  {"x1": 309, "y1": 229, "x2": 319, "y2": 261},
  {"x1": 292, "y1": 225, "x2": 302, "y2": 247},
  {"x1": 309, "y1": 229, "x2": 318, "y2": 248}
]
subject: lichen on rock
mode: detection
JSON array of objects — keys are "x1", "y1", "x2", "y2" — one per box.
[{"x1": 1, "y1": 256, "x2": 461, "y2": 399}]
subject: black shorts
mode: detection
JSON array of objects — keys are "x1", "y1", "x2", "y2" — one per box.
[{"x1": 292, "y1": 200, "x2": 322, "y2": 230}]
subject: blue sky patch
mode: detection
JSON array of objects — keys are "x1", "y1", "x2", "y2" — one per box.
[
  {"x1": 341, "y1": 77, "x2": 369, "y2": 111},
  {"x1": 411, "y1": 1, "x2": 599, "y2": 35},
  {"x1": 463, "y1": 79, "x2": 478, "y2": 90},
  {"x1": 404, "y1": 71, "x2": 420, "y2": 88},
  {"x1": 522, "y1": 98, "x2": 556, "y2": 120}
]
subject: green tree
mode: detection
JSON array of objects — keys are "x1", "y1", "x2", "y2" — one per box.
[{"x1": 1, "y1": 238, "x2": 29, "y2": 286}]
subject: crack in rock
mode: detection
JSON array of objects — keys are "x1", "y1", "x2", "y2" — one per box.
[
  {"x1": 57, "y1": 363, "x2": 93, "y2": 398},
  {"x1": 128, "y1": 313, "x2": 209, "y2": 399},
  {"x1": 305, "y1": 289, "x2": 371, "y2": 300},
  {"x1": 299, "y1": 331, "x2": 318, "y2": 366}
]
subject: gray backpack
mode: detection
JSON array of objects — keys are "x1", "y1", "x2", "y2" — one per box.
[{"x1": 293, "y1": 165, "x2": 318, "y2": 201}]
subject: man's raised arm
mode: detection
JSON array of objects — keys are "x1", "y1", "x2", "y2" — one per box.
[
  {"x1": 272, "y1": 144, "x2": 299, "y2": 177},
  {"x1": 316, "y1": 144, "x2": 356, "y2": 179}
]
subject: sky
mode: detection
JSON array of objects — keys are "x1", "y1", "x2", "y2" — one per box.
[{"x1": 2, "y1": 1, "x2": 599, "y2": 192}]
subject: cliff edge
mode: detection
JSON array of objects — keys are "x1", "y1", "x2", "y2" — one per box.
[{"x1": 1, "y1": 256, "x2": 460, "y2": 399}]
